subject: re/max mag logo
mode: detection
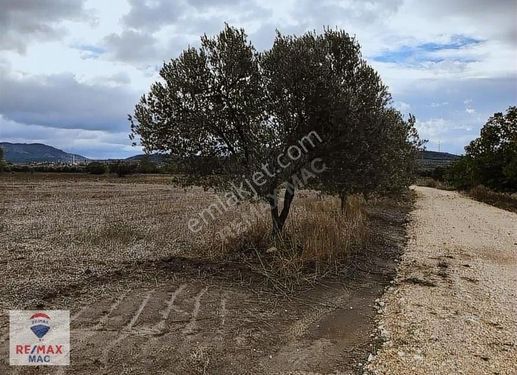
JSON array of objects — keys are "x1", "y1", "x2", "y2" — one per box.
[{"x1": 9, "y1": 310, "x2": 70, "y2": 366}]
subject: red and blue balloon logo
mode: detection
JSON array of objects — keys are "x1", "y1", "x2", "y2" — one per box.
[{"x1": 29, "y1": 313, "x2": 51, "y2": 339}]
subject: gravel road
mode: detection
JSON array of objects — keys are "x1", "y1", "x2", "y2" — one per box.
[{"x1": 367, "y1": 186, "x2": 517, "y2": 374}]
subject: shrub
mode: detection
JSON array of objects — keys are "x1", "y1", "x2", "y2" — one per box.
[
  {"x1": 86, "y1": 162, "x2": 107, "y2": 175},
  {"x1": 110, "y1": 162, "x2": 137, "y2": 177}
]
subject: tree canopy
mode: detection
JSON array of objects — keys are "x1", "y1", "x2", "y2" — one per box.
[{"x1": 130, "y1": 25, "x2": 421, "y2": 234}]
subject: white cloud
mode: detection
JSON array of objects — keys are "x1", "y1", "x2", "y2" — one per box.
[
  {"x1": 0, "y1": 68, "x2": 138, "y2": 131},
  {"x1": 431, "y1": 102, "x2": 448, "y2": 108},
  {"x1": 0, "y1": 115, "x2": 141, "y2": 159},
  {"x1": 0, "y1": 0, "x2": 515, "y2": 157},
  {"x1": 394, "y1": 101, "x2": 411, "y2": 113}
]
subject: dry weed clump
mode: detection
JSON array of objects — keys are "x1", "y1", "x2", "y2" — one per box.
[
  {"x1": 415, "y1": 177, "x2": 454, "y2": 190},
  {"x1": 290, "y1": 194, "x2": 366, "y2": 262},
  {"x1": 468, "y1": 185, "x2": 517, "y2": 213},
  {"x1": 196, "y1": 201, "x2": 272, "y2": 260},
  {"x1": 266, "y1": 194, "x2": 367, "y2": 289},
  {"x1": 201, "y1": 192, "x2": 368, "y2": 289}
]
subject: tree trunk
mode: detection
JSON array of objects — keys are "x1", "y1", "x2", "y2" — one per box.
[
  {"x1": 269, "y1": 189, "x2": 280, "y2": 236},
  {"x1": 269, "y1": 185, "x2": 295, "y2": 238},
  {"x1": 340, "y1": 193, "x2": 347, "y2": 213},
  {"x1": 271, "y1": 210, "x2": 282, "y2": 236}
]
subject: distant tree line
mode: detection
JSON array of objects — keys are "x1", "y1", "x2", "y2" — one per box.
[
  {"x1": 1, "y1": 155, "x2": 167, "y2": 177},
  {"x1": 0, "y1": 147, "x2": 5, "y2": 172},
  {"x1": 429, "y1": 106, "x2": 516, "y2": 192}
]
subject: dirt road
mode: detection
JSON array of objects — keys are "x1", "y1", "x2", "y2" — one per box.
[{"x1": 367, "y1": 187, "x2": 517, "y2": 374}]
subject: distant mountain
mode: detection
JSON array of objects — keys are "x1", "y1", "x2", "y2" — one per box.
[
  {"x1": 0, "y1": 142, "x2": 89, "y2": 164},
  {"x1": 417, "y1": 150, "x2": 460, "y2": 170}
]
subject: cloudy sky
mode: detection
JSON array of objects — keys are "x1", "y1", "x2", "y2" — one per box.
[{"x1": 0, "y1": 0, "x2": 516, "y2": 158}]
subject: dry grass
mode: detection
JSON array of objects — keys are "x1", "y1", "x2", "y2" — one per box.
[
  {"x1": 415, "y1": 177, "x2": 454, "y2": 190},
  {"x1": 200, "y1": 191, "x2": 368, "y2": 290},
  {"x1": 468, "y1": 185, "x2": 517, "y2": 213},
  {"x1": 196, "y1": 200, "x2": 272, "y2": 259},
  {"x1": 0, "y1": 173, "x2": 217, "y2": 309},
  {"x1": 0, "y1": 173, "x2": 371, "y2": 306},
  {"x1": 289, "y1": 194, "x2": 366, "y2": 262}
]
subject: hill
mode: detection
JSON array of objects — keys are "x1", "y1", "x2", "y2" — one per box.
[
  {"x1": 417, "y1": 150, "x2": 460, "y2": 170},
  {"x1": 0, "y1": 142, "x2": 89, "y2": 164},
  {"x1": 125, "y1": 154, "x2": 167, "y2": 163}
]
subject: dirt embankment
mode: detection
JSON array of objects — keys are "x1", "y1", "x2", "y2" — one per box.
[{"x1": 367, "y1": 186, "x2": 517, "y2": 375}]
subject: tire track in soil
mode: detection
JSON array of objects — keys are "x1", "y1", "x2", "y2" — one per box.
[
  {"x1": 218, "y1": 292, "x2": 228, "y2": 333},
  {"x1": 97, "y1": 283, "x2": 218, "y2": 373},
  {"x1": 182, "y1": 286, "x2": 209, "y2": 336},
  {"x1": 60, "y1": 283, "x2": 211, "y2": 373},
  {"x1": 98, "y1": 290, "x2": 154, "y2": 372},
  {"x1": 152, "y1": 283, "x2": 187, "y2": 334},
  {"x1": 54, "y1": 291, "x2": 130, "y2": 375},
  {"x1": 137, "y1": 284, "x2": 188, "y2": 361}
]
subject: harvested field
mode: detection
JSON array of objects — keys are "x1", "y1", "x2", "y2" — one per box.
[{"x1": 0, "y1": 173, "x2": 410, "y2": 374}]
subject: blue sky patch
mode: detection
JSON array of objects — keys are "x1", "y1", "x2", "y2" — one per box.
[
  {"x1": 71, "y1": 44, "x2": 107, "y2": 59},
  {"x1": 373, "y1": 35, "x2": 482, "y2": 64}
]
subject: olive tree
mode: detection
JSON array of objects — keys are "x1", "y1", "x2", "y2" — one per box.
[
  {"x1": 263, "y1": 30, "x2": 422, "y2": 210},
  {"x1": 320, "y1": 110, "x2": 422, "y2": 208},
  {"x1": 131, "y1": 26, "x2": 322, "y2": 235},
  {"x1": 130, "y1": 25, "x2": 420, "y2": 235}
]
